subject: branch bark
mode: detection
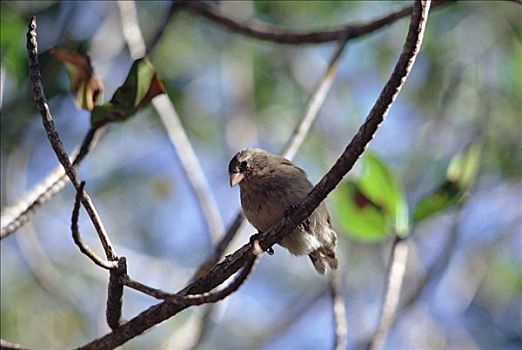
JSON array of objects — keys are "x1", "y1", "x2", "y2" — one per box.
[
  {"x1": 71, "y1": 182, "x2": 117, "y2": 270},
  {"x1": 26, "y1": 17, "x2": 117, "y2": 261},
  {"x1": 181, "y1": 0, "x2": 446, "y2": 45},
  {"x1": 78, "y1": 1, "x2": 430, "y2": 348}
]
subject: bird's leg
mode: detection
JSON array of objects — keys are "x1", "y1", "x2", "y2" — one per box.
[
  {"x1": 249, "y1": 231, "x2": 274, "y2": 255},
  {"x1": 284, "y1": 204, "x2": 311, "y2": 233}
]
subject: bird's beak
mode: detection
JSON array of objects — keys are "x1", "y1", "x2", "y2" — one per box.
[{"x1": 229, "y1": 172, "x2": 245, "y2": 187}]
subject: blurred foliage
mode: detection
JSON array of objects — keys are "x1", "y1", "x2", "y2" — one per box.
[
  {"x1": 413, "y1": 142, "x2": 481, "y2": 222},
  {"x1": 1, "y1": 1, "x2": 521, "y2": 350}
]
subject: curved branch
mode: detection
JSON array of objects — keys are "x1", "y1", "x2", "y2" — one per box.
[
  {"x1": 79, "y1": 1, "x2": 430, "y2": 348},
  {"x1": 26, "y1": 17, "x2": 117, "y2": 261},
  {"x1": 71, "y1": 182, "x2": 117, "y2": 270},
  {"x1": 121, "y1": 241, "x2": 260, "y2": 306},
  {"x1": 182, "y1": 0, "x2": 446, "y2": 45}
]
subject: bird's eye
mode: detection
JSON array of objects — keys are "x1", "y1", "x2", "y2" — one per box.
[{"x1": 239, "y1": 161, "x2": 248, "y2": 171}]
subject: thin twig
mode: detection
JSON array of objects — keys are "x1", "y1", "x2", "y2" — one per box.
[
  {"x1": 330, "y1": 271, "x2": 347, "y2": 350},
  {"x1": 26, "y1": 17, "x2": 117, "y2": 261},
  {"x1": 281, "y1": 35, "x2": 349, "y2": 160},
  {"x1": 369, "y1": 238, "x2": 410, "y2": 350},
  {"x1": 71, "y1": 182, "x2": 117, "y2": 270},
  {"x1": 117, "y1": 0, "x2": 225, "y2": 244},
  {"x1": 182, "y1": 0, "x2": 447, "y2": 45},
  {"x1": 79, "y1": 2, "x2": 430, "y2": 348},
  {"x1": 1, "y1": 127, "x2": 104, "y2": 239},
  {"x1": 402, "y1": 230, "x2": 457, "y2": 311},
  {"x1": 153, "y1": 96, "x2": 225, "y2": 243}
]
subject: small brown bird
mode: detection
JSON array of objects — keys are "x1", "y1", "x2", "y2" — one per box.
[{"x1": 229, "y1": 148, "x2": 338, "y2": 274}]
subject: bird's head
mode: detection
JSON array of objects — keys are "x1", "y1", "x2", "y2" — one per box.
[{"x1": 228, "y1": 148, "x2": 273, "y2": 187}]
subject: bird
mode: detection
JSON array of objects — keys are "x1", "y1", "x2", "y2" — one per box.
[{"x1": 228, "y1": 148, "x2": 338, "y2": 274}]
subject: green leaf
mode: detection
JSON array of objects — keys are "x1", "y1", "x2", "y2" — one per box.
[
  {"x1": 90, "y1": 58, "x2": 165, "y2": 128},
  {"x1": 333, "y1": 153, "x2": 409, "y2": 242},
  {"x1": 358, "y1": 153, "x2": 409, "y2": 237},
  {"x1": 413, "y1": 143, "x2": 481, "y2": 223},
  {"x1": 49, "y1": 48, "x2": 103, "y2": 111},
  {"x1": 333, "y1": 181, "x2": 388, "y2": 242}
]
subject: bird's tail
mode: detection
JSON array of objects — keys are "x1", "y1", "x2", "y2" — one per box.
[{"x1": 309, "y1": 247, "x2": 338, "y2": 275}]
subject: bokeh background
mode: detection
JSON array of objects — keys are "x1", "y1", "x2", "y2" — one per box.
[{"x1": 1, "y1": 1, "x2": 521, "y2": 349}]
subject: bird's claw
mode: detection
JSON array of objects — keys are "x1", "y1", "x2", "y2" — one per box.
[{"x1": 249, "y1": 232, "x2": 274, "y2": 255}]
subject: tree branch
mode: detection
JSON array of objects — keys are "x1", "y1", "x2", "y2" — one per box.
[
  {"x1": 26, "y1": 17, "x2": 117, "y2": 261},
  {"x1": 117, "y1": 0, "x2": 225, "y2": 244},
  {"x1": 153, "y1": 96, "x2": 225, "y2": 243},
  {"x1": 78, "y1": 1, "x2": 430, "y2": 348},
  {"x1": 281, "y1": 35, "x2": 349, "y2": 159},
  {"x1": 71, "y1": 182, "x2": 117, "y2": 270},
  {"x1": 121, "y1": 241, "x2": 261, "y2": 306},
  {"x1": 106, "y1": 257, "x2": 127, "y2": 330},
  {"x1": 330, "y1": 271, "x2": 347, "y2": 350},
  {"x1": 181, "y1": 0, "x2": 446, "y2": 45},
  {"x1": 369, "y1": 238, "x2": 410, "y2": 350}
]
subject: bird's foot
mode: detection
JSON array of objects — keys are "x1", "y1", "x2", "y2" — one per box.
[{"x1": 249, "y1": 232, "x2": 274, "y2": 255}]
